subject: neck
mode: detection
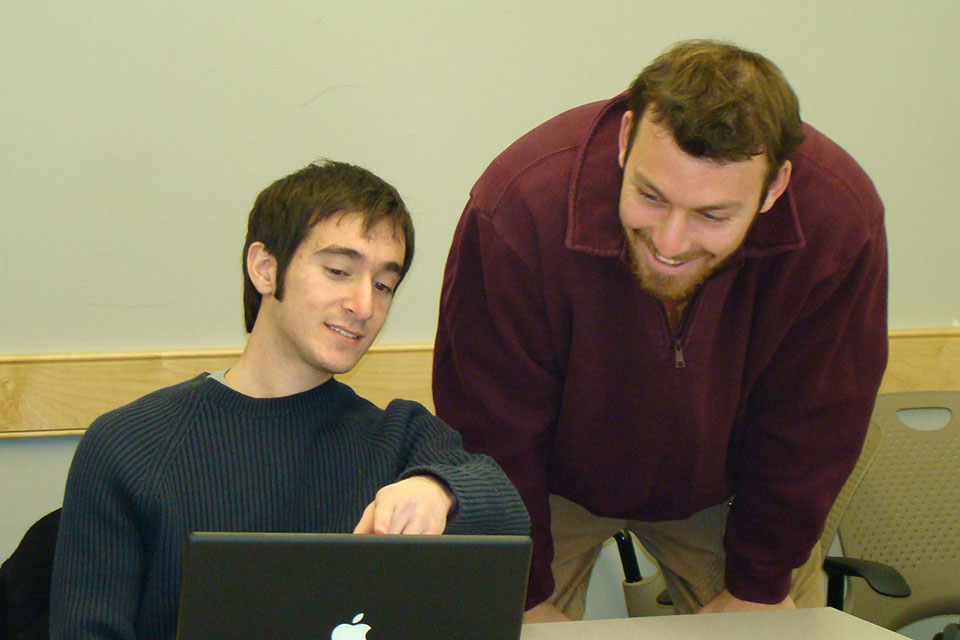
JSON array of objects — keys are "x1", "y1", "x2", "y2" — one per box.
[
  {"x1": 661, "y1": 298, "x2": 687, "y2": 333},
  {"x1": 225, "y1": 328, "x2": 331, "y2": 398}
]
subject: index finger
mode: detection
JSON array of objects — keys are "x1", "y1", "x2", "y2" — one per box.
[
  {"x1": 372, "y1": 496, "x2": 400, "y2": 534},
  {"x1": 352, "y1": 502, "x2": 376, "y2": 534}
]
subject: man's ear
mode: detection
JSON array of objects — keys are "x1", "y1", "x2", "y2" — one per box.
[
  {"x1": 759, "y1": 160, "x2": 792, "y2": 213},
  {"x1": 246, "y1": 242, "x2": 278, "y2": 296},
  {"x1": 617, "y1": 110, "x2": 635, "y2": 169}
]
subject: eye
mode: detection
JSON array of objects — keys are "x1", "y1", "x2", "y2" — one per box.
[
  {"x1": 325, "y1": 267, "x2": 349, "y2": 278},
  {"x1": 373, "y1": 281, "x2": 395, "y2": 296},
  {"x1": 699, "y1": 211, "x2": 724, "y2": 223},
  {"x1": 640, "y1": 190, "x2": 660, "y2": 203}
]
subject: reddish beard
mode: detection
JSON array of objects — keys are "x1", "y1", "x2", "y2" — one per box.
[{"x1": 624, "y1": 227, "x2": 729, "y2": 303}]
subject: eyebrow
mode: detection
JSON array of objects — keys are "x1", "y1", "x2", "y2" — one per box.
[
  {"x1": 634, "y1": 171, "x2": 742, "y2": 212},
  {"x1": 317, "y1": 244, "x2": 403, "y2": 275}
]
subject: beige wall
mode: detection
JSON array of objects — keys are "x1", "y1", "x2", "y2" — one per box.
[
  {"x1": 2, "y1": 1, "x2": 959, "y2": 358},
  {"x1": 2, "y1": 1, "x2": 959, "y2": 558}
]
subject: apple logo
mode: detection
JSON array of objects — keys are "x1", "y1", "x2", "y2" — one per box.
[{"x1": 330, "y1": 612, "x2": 372, "y2": 640}]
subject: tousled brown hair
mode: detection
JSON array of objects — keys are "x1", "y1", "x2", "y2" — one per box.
[
  {"x1": 242, "y1": 160, "x2": 414, "y2": 333},
  {"x1": 626, "y1": 39, "x2": 805, "y2": 189}
]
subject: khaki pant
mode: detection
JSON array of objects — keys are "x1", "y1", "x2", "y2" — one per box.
[{"x1": 546, "y1": 494, "x2": 825, "y2": 618}]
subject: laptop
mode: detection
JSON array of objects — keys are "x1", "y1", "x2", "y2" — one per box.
[{"x1": 176, "y1": 532, "x2": 532, "y2": 640}]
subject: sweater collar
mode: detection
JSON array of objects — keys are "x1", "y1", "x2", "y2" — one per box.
[
  {"x1": 565, "y1": 93, "x2": 806, "y2": 260},
  {"x1": 195, "y1": 374, "x2": 349, "y2": 418}
]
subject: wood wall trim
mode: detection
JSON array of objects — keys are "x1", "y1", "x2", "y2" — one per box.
[
  {"x1": 0, "y1": 344, "x2": 434, "y2": 438},
  {"x1": 2, "y1": 330, "x2": 958, "y2": 438},
  {"x1": 881, "y1": 329, "x2": 960, "y2": 393}
]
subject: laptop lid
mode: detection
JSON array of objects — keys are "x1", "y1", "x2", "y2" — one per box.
[{"x1": 176, "y1": 532, "x2": 531, "y2": 640}]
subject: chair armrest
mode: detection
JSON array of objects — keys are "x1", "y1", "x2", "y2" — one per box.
[{"x1": 822, "y1": 556, "x2": 911, "y2": 609}]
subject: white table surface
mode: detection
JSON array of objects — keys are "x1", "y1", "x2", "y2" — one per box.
[{"x1": 519, "y1": 607, "x2": 909, "y2": 639}]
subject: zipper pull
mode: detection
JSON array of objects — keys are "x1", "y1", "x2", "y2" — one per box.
[{"x1": 674, "y1": 340, "x2": 686, "y2": 368}]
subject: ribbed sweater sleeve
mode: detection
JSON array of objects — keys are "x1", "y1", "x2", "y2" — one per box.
[
  {"x1": 390, "y1": 400, "x2": 532, "y2": 534},
  {"x1": 50, "y1": 375, "x2": 529, "y2": 640}
]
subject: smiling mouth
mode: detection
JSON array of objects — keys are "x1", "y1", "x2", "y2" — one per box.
[
  {"x1": 628, "y1": 228, "x2": 695, "y2": 268},
  {"x1": 641, "y1": 234, "x2": 708, "y2": 268},
  {"x1": 327, "y1": 324, "x2": 361, "y2": 340},
  {"x1": 653, "y1": 249, "x2": 688, "y2": 266}
]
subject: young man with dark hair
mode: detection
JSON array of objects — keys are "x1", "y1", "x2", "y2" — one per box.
[
  {"x1": 433, "y1": 40, "x2": 887, "y2": 621},
  {"x1": 51, "y1": 160, "x2": 530, "y2": 640}
]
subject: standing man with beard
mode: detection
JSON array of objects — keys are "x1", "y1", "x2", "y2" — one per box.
[{"x1": 433, "y1": 40, "x2": 888, "y2": 622}]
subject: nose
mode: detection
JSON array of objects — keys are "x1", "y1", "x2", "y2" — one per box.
[
  {"x1": 650, "y1": 207, "x2": 691, "y2": 259},
  {"x1": 343, "y1": 280, "x2": 374, "y2": 321}
]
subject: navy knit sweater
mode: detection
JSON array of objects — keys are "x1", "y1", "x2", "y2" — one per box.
[{"x1": 49, "y1": 375, "x2": 529, "y2": 640}]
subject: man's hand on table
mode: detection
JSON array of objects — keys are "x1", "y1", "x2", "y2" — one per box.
[
  {"x1": 698, "y1": 588, "x2": 796, "y2": 613},
  {"x1": 522, "y1": 602, "x2": 572, "y2": 623}
]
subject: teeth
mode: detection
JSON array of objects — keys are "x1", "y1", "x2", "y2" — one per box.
[
  {"x1": 655, "y1": 251, "x2": 684, "y2": 266},
  {"x1": 329, "y1": 326, "x2": 359, "y2": 339}
]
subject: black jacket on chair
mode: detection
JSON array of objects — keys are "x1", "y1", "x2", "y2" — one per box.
[{"x1": 0, "y1": 509, "x2": 61, "y2": 640}]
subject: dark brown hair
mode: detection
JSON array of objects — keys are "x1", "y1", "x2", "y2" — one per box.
[
  {"x1": 626, "y1": 39, "x2": 804, "y2": 188},
  {"x1": 242, "y1": 160, "x2": 414, "y2": 332}
]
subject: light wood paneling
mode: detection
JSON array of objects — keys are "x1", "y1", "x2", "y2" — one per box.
[
  {"x1": 880, "y1": 329, "x2": 960, "y2": 393},
  {"x1": 0, "y1": 345, "x2": 433, "y2": 438},
  {"x1": 2, "y1": 330, "x2": 957, "y2": 438}
]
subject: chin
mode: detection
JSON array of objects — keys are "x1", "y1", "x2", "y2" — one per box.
[
  {"x1": 325, "y1": 360, "x2": 361, "y2": 376},
  {"x1": 633, "y1": 254, "x2": 719, "y2": 303},
  {"x1": 306, "y1": 353, "x2": 360, "y2": 378},
  {"x1": 635, "y1": 268, "x2": 697, "y2": 302}
]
